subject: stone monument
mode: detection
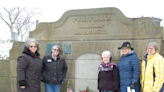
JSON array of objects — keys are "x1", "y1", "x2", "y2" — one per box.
[{"x1": 0, "y1": 7, "x2": 163, "y2": 92}]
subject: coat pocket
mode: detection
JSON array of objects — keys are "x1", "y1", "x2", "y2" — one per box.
[
  {"x1": 43, "y1": 71, "x2": 52, "y2": 81},
  {"x1": 57, "y1": 72, "x2": 63, "y2": 82}
]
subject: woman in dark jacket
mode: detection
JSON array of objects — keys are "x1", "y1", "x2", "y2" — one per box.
[
  {"x1": 42, "y1": 45, "x2": 67, "y2": 92},
  {"x1": 98, "y1": 50, "x2": 119, "y2": 92},
  {"x1": 118, "y1": 42, "x2": 140, "y2": 92},
  {"x1": 17, "y1": 38, "x2": 43, "y2": 92}
]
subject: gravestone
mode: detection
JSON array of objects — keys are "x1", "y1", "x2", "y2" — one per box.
[
  {"x1": 28, "y1": 7, "x2": 163, "y2": 92},
  {"x1": 1, "y1": 7, "x2": 163, "y2": 92}
]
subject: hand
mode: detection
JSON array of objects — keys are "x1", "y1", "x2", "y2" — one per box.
[
  {"x1": 130, "y1": 82, "x2": 136, "y2": 89},
  {"x1": 19, "y1": 80, "x2": 27, "y2": 87},
  {"x1": 21, "y1": 86, "x2": 26, "y2": 89}
]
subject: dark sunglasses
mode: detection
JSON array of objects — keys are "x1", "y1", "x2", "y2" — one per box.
[
  {"x1": 30, "y1": 46, "x2": 37, "y2": 48},
  {"x1": 54, "y1": 49, "x2": 59, "y2": 51}
]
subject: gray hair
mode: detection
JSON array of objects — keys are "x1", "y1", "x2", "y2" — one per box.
[
  {"x1": 120, "y1": 48, "x2": 132, "y2": 55},
  {"x1": 147, "y1": 42, "x2": 158, "y2": 51},
  {"x1": 102, "y1": 50, "x2": 112, "y2": 60},
  {"x1": 25, "y1": 38, "x2": 39, "y2": 51},
  {"x1": 52, "y1": 45, "x2": 63, "y2": 60}
]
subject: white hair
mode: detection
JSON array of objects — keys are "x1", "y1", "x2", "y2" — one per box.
[
  {"x1": 102, "y1": 50, "x2": 112, "y2": 59},
  {"x1": 120, "y1": 48, "x2": 132, "y2": 55}
]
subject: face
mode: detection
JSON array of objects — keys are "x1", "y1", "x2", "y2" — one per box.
[
  {"x1": 102, "y1": 54, "x2": 110, "y2": 64},
  {"x1": 121, "y1": 47, "x2": 129, "y2": 55},
  {"x1": 147, "y1": 45, "x2": 156, "y2": 55},
  {"x1": 29, "y1": 42, "x2": 37, "y2": 54},
  {"x1": 52, "y1": 46, "x2": 59, "y2": 57}
]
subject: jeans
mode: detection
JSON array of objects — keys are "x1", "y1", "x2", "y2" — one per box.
[
  {"x1": 101, "y1": 91, "x2": 114, "y2": 92},
  {"x1": 44, "y1": 83, "x2": 61, "y2": 92}
]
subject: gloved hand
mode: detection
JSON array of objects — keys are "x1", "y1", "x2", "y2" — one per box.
[
  {"x1": 130, "y1": 82, "x2": 136, "y2": 89},
  {"x1": 19, "y1": 80, "x2": 27, "y2": 86}
]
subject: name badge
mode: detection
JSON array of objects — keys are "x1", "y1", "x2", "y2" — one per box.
[{"x1": 47, "y1": 59, "x2": 52, "y2": 62}]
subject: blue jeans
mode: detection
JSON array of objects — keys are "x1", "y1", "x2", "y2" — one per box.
[
  {"x1": 101, "y1": 91, "x2": 113, "y2": 92},
  {"x1": 44, "y1": 83, "x2": 61, "y2": 92}
]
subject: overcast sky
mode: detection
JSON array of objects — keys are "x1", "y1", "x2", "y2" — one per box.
[{"x1": 0, "y1": 0, "x2": 164, "y2": 40}]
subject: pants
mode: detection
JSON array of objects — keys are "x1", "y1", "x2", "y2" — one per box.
[
  {"x1": 44, "y1": 83, "x2": 61, "y2": 92},
  {"x1": 101, "y1": 91, "x2": 114, "y2": 92}
]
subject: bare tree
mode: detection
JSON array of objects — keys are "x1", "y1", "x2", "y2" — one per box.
[{"x1": 0, "y1": 7, "x2": 42, "y2": 41}]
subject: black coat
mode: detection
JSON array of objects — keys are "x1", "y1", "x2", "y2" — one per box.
[
  {"x1": 17, "y1": 47, "x2": 43, "y2": 92},
  {"x1": 98, "y1": 66, "x2": 119, "y2": 92},
  {"x1": 41, "y1": 53, "x2": 67, "y2": 84}
]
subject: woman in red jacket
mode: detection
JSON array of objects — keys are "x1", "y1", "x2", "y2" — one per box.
[{"x1": 98, "y1": 50, "x2": 119, "y2": 92}]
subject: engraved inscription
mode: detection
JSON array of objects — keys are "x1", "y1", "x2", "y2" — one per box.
[
  {"x1": 73, "y1": 15, "x2": 110, "y2": 22},
  {"x1": 73, "y1": 15, "x2": 110, "y2": 35},
  {"x1": 75, "y1": 29, "x2": 108, "y2": 35}
]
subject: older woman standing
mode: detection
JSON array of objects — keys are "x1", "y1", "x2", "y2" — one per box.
[
  {"x1": 42, "y1": 45, "x2": 67, "y2": 92},
  {"x1": 17, "y1": 38, "x2": 43, "y2": 92},
  {"x1": 140, "y1": 42, "x2": 164, "y2": 92},
  {"x1": 98, "y1": 50, "x2": 119, "y2": 92},
  {"x1": 118, "y1": 42, "x2": 140, "y2": 92}
]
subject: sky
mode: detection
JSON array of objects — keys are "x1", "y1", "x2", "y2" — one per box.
[{"x1": 0, "y1": 0, "x2": 164, "y2": 40}]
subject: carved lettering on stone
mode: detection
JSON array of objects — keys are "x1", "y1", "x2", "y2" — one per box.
[{"x1": 73, "y1": 15, "x2": 110, "y2": 35}]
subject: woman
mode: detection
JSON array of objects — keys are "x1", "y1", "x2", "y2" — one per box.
[
  {"x1": 17, "y1": 38, "x2": 42, "y2": 92},
  {"x1": 118, "y1": 42, "x2": 140, "y2": 92},
  {"x1": 140, "y1": 42, "x2": 164, "y2": 92},
  {"x1": 98, "y1": 50, "x2": 119, "y2": 92},
  {"x1": 42, "y1": 45, "x2": 67, "y2": 92}
]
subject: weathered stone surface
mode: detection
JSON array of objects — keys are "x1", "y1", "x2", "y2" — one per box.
[
  {"x1": 0, "y1": 60, "x2": 10, "y2": 76},
  {"x1": 30, "y1": 8, "x2": 163, "y2": 41},
  {"x1": 75, "y1": 53, "x2": 101, "y2": 79},
  {"x1": 0, "y1": 77, "x2": 11, "y2": 92},
  {"x1": 10, "y1": 42, "x2": 25, "y2": 60},
  {"x1": 11, "y1": 77, "x2": 17, "y2": 92},
  {"x1": 65, "y1": 60, "x2": 75, "y2": 79},
  {"x1": 10, "y1": 60, "x2": 17, "y2": 76}
]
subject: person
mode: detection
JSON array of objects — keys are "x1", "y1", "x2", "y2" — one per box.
[
  {"x1": 140, "y1": 42, "x2": 164, "y2": 92},
  {"x1": 17, "y1": 38, "x2": 43, "y2": 92},
  {"x1": 98, "y1": 50, "x2": 119, "y2": 92},
  {"x1": 42, "y1": 45, "x2": 67, "y2": 92},
  {"x1": 118, "y1": 42, "x2": 140, "y2": 92}
]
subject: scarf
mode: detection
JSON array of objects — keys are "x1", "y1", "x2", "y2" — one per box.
[{"x1": 98, "y1": 61, "x2": 117, "y2": 72}]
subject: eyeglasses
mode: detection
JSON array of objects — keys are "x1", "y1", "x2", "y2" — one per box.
[
  {"x1": 54, "y1": 49, "x2": 59, "y2": 52},
  {"x1": 30, "y1": 46, "x2": 37, "y2": 48},
  {"x1": 147, "y1": 48, "x2": 155, "y2": 50}
]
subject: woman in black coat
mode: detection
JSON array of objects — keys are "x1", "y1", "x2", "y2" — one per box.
[
  {"x1": 42, "y1": 45, "x2": 67, "y2": 92},
  {"x1": 17, "y1": 38, "x2": 43, "y2": 92},
  {"x1": 98, "y1": 50, "x2": 119, "y2": 92}
]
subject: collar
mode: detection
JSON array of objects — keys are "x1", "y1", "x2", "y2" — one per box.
[
  {"x1": 147, "y1": 53, "x2": 157, "y2": 60},
  {"x1": 51, "y1": 53, "x2": 59, "y2": 61}
]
